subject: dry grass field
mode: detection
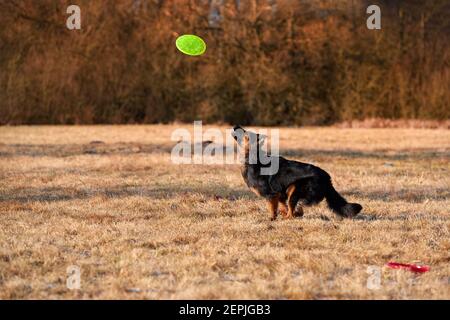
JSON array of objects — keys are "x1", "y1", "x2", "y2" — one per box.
[{"x1": 0, "y1": 125, "x2": 449, "y2": 299}]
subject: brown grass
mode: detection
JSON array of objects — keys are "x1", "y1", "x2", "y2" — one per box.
[
  {"x1": 0, "y1": 125, "x2": 449, "y2": 299},
  {"x1": 336, "y1": 119, "x2": 450, "y2": 129}
]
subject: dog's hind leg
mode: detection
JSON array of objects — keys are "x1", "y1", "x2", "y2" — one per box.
[
  {"x1": 278, "y1": 194, "x2": 288, "y2": 218},
  {"x1": 286, "y1": 184, "x2": 303, "y2": 218},
  {"x1": 266, "y1": 196, "x2": 280, "y2": 221}
]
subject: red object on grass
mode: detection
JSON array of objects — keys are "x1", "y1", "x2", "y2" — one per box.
[{"x1": 386, "y1": 262, "x2": 430, "y2": 273}]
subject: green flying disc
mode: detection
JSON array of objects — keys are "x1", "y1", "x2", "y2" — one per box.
[{"x1": 176, "y1": 34, "x2": 206, "y2": 56}]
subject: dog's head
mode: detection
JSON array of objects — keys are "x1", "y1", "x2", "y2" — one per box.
[{"x1": 231, "y1": 125, "x2": 266, "y2": 151}]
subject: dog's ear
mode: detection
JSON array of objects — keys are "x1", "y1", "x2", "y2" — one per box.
[{"x1": 257, "y1": 134, "x2": 267, "y2": 144}]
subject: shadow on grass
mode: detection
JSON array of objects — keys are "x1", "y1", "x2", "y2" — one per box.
[
  {"x1": 353, "y1": 213, "x2": 450, "y2": 222},
  {"x1": 281, "y1": 148, "x2": 450, "y2": 161},
  {"x1": 0, "y1": 184, "x2": 257, "y2": 203},
  {"x1": 292, "y1": 212, "x2": 450, "y2": 222},
  {"x1": 1, "y1": 143, "x2": 449, "y2": 161},
  {"x1": 344, "y1": 187, "x2": 450, "y2": 203},
  {"x1": 0, "y1": 143, "x2": 174, "y2": 158},
  {"x1": 2, "y1": 182, "x2": 448, "y2": 213},
  {"x1": 2, "y1": 184, "x2": 449, "y2": 223}
]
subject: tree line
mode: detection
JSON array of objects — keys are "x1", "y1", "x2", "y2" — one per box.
[{"x1": 0, "y1": 0, "x2": 448, "y2": 125}]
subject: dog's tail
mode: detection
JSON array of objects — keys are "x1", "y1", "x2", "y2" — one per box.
[{"x1": 325, "y1": 183, "x2": 362, "y2": 217}]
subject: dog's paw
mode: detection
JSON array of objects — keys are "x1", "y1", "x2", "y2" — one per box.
[
  {"x1": 279, "y1": 209, "x2": 288, "y2": 217},
  {"x1": 294, "y1": 207, "x2": 304, "y2": 217}
]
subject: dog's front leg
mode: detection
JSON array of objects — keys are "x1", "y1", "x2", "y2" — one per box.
[
  {"x1": 278, "y1": 200, "x2": 288, "y2": 218},
  {"x1": 266, "y1": 196, "x2": 279, "y2": 221},
  {"x1": 286, "y1": 184, "x2": 301, "y2": 219}
]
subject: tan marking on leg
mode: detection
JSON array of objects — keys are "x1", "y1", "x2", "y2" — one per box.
[
  {"x1": 286, "y1": 185, "x2": 297, "y2": 219},
  {"x1": 279, "y1": 200, "x2": 288, "y2": 217},
  {"x1": 286, "y1": 184, "x2": 296, "y2": 197},
  {"x1": 250, "y1": 187, "x2": 261, "y2": 197},
  {"x1": 266, "y1": 196, "x2": 279, "y2": 221}
]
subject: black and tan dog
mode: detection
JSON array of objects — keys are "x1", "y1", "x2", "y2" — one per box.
[{"x1": 231, "y1": 126, "x2": 362, "y2": 220}]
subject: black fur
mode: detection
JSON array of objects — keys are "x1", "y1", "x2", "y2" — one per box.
[{"x1": 232, "y1": 126, "x2": 362, "y2": 218}]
